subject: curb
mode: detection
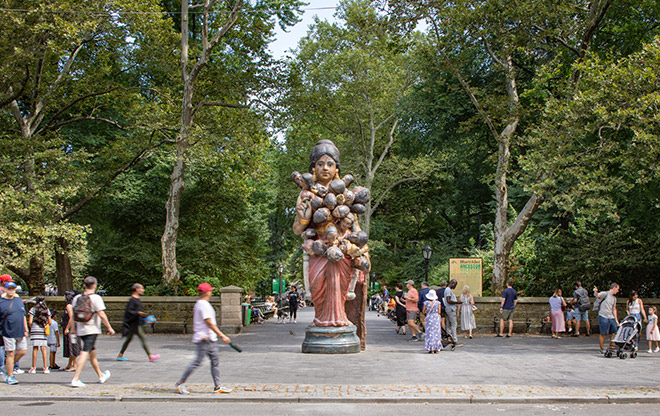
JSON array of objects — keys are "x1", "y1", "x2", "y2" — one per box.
[{"x1": 2, "y1": 394, "x2": 660, "y2": 404}]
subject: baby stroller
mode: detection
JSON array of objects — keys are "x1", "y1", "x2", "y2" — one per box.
[
  {"x1": 441, "y1": 326, "x2": 457, "y2": 351},
  {"x1": 604, "y1": 315, "x2": 641, "y2": 359}
]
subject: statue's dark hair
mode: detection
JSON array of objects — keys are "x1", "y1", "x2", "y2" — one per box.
[{"x1": 309, "y1": 140, "x2": 341, "y2": 174}]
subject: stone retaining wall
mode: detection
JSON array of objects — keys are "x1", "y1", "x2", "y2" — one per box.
[
  {"x1": 471, "y1": 297, "x2": 660, "y2": 333},
  {"x1": 41, "y1": 286, "x2": 244, "y2": 334},
  {"x1": 38, "y1": 294, "x2": 659, "y2": 334}
]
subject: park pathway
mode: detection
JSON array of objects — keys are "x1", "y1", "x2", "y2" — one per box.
[{"x1": 1, "y1": 307, "x2": 659, "y2": 403}]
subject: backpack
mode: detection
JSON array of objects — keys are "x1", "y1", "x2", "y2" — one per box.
[
  {"x1": 578, "y1": 291, "x2": 591, "y2": 312},
  {"x1": 72, "y1": 295, "x2": 95, "y2": 323}
]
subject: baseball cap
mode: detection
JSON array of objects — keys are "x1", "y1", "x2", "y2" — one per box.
[
  {"x1": 4, "y1": 281, "x2": 17, "y2": 289},
  {"x1": 405, "y1": 280, "x2": 415, "y2": 285},
  {"x1": 0, "y1": 274, "x2": 13, "y2": 282},
  {"x1": 197, "y1": 283, "x2": 215, "y2": 293}
]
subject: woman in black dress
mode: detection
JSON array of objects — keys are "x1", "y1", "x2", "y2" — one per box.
[
  {"x1": 61, "y1": 291, "x2": 81, "y2": 371},
  {"x1": 394, "y1": 283, "x2": 407, "y2": 335}
]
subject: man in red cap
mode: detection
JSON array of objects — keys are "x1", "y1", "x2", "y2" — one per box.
[
  {"x1": 175, "y1": 283, "x2": 233, "y2": 394},
  {"x1": 0, "y1": 274, "x2": 13, "y2": 297}
]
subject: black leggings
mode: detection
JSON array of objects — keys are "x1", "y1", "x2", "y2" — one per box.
[{"x1": 289, "y1": 306, "x2": 298, "y2": 320}]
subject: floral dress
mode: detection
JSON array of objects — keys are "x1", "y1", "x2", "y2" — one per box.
[{"x1": 423, "y1": 300, "x2": 443, "y2": 352}]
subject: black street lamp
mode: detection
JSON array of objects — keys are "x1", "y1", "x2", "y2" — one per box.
[
  {"x1": 422, "y1": 245, "x2": 433, "y2": 281},
  {"x1": 278, "y1": 264, "x2": 284, "y2": 301}
]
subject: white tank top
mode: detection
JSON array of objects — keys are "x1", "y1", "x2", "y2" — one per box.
[{"x1": 629, "y1": 298, "x2": 641, "y2": 314}]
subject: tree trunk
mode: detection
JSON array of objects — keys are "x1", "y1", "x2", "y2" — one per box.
[
  {"x1": 161, "y1": 0, "x2": 194, "y2": 286},
  {"x1": 55, "y1": 237, "x2": 74, "y2": 293},
  {"x1": 161, "y1": 154, "x2": 186, "y2": 284},
  {"x1": 27, "y1": 252, "x2": 45, "y2": 295},
  {"x1": 492, "y1": 243, "x2": 511, "y2": 295}
]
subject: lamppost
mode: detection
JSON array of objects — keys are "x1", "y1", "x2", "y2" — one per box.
[
  {"x1": 278, "y1": 263, "x2": 284, "y2": 301},
  {"x1": 422, "y1": 245, "x2": 432, "y2": 281}
]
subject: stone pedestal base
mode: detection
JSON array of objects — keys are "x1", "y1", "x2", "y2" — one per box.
[{"x1": 301, "y1": 324, "x2": 361, "y2": 354}]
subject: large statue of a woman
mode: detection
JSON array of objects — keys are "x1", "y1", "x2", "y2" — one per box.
[{"x1": 292, "y1": 140, "x2": 370, "y2": 329}]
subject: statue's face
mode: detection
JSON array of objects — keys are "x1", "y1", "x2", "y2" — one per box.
[{"x1": 314, "y1": 154, "x2": 337, "y2": 184}]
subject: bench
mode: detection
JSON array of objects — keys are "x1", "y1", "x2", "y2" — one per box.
[
  {"x1": 149, "y1": 320, "x2": 187, "y2": 334},
  {"x1": 107, "y1": 320, "x2": 187, "y2": 334},
  {"x1": 493, "y1": 316, "x2": 532, "y2": 333}
]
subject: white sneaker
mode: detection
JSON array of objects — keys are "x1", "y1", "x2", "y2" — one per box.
[
  {"x1": 70, "y1": 379, "x2": 86, "y2": 388},
  {"x1": 43, "y1": 369, "x2": 50, "y2": 374},
  {"x1": 99, "y1": 370, "x2": 111, "y2": 384},
  {"x1": 0, "y1": 369, "x2": 6, "y2": 383},
  {"x1": 175, "y1": 383, "x2": 189, "y2": 394},
  {"x1": 655, "y1": 347, "x2": 660, "y2": 353},
  {"x1": 14, "y1": 369, "x2": 25, "y2": 374}
]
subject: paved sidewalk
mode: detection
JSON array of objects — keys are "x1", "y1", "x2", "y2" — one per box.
[{"x1": 1, "y1": 308, "x2": 658, "y2": 403}]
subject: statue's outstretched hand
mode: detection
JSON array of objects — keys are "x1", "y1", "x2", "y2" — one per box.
[{"x1": 296, "y1": 190, "x2": 313, "y2": 222}]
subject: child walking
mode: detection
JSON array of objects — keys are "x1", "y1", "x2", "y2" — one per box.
[
  {"x1": 647, "y1": 306, "x2": 660, "y2": 353},
  {"x1": 28, "y1": 296, "x2": 52, "y2": 374},
  {"x1": 47, "y1": 309, "x2": 61, "y2": 370}
]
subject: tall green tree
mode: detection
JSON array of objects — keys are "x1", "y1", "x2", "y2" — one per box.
[
  {"x1": 161, "y1": 0, "x2": 303, "y2": 286},
  {"x1": 0, "y1": 0, "x2": 176, "y2": 293},
  {"x1": 386, "y1": 0, "x2": 659, "y2": 294}
]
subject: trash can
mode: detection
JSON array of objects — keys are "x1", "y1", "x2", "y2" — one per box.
[{"x1": 242, "y1": 303, "x2": 251, "y2": 326}]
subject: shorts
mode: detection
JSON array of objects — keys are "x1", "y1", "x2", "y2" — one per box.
[
  {"x1": 80, "y1": 334, "x2": 98, "y2": 352},
  {"x1": 598, "y1": 316, "x2": 618, "y2": 335},
  {"x1": 406, "y1": 310, "x2": 418, "y2": 321},
  {"x1": 2, "y1": 337, "x2": 28, "y2": 352},
  {"x1": 566, "y1": 310, "x2": 577, "y2": 320},
  {"x1": 48, "y1": 344, "x2": 58, "y2": 353},
  {"x1": 501, "y1": 309, "x2": 515, "y2": 321},
  {"x1": 575, "y1": 309, "x2": 589, "y2": 321},
  {"x1": 31, "y1": 339, "x2": 48, "y2": 347}
]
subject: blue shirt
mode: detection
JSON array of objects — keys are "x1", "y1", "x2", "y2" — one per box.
[
  {"x1": 0, "y1": 296, "x2": 26, "y2": 338},
  {"x1": 383, "y1": 289, "x2": 389, "y2": 302},
  {"x1": 417, "y1": 287, "x2": 430, "y2": 312},
  {"x1": 502, "y1": 288, "x2": 518, "y2": 310}
]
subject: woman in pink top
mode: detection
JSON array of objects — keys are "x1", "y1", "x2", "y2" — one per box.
[{"x1": 549, "y1": 288, "x2": 567, "y2": 339}]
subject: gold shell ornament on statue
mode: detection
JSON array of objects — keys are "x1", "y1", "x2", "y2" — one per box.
[
  {"x1": 352, "y1": 256, "x2": 371, "y2": 271},
  {"x1": 353, "y1": 187, "x2": 371, "y2": 205},
  {"x1": 302, "y1": 239, "x2": 315, "y2": 255},
  {"x1": 343, "y1": 190, "x2": 355, "y2": 205},
  {"x1": 326, "y1": 246, "x2": 345, "y2": 263},
  {"x1": 329, "y1": 179, "x2": 346, "y2": 195},
  {"x1": 313, "y1": 207, "x2": 331, "y2": 224},
  {"x1": 310, "y1": 195, "x2": 324, "y2": 211},
  {"x1": 332, "y1": 205, "x2": 350, "y2": 219},
  {"x1": 325, "y1": 224, "x2": 338, "y2": 245},
  {"x1": 291, "y1": 172, "x2": 307, "y2": 190},
  {"x1": 313, "y1": 184, "x2": 329, "y2": 197},
  {"x1": 324, "y1": 193, "x2": 337, "y2": 210},
  {"x1": 342, "y1": 174, "x2": 354, "y2": 188},
  {"x1": 312, "y1": 240, "x2": 328, "y2": 256},
  {"x1": 302, "y1": 229, "x2": 318, "y2": 240},
  {"x1": 301, "y1": 172, "x2": 314, "y2": 190},
  {"x1": 350, "y1": 203, "x2": 366, "y2": 214},
  {"x1": 347, "y1": 231, "x2": 369, "y2": 247}
]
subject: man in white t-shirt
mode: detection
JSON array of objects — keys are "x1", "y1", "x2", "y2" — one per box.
[
  {"x1": 175, "y1": 283, "x2": 232, "y2": 394},
  {"x1": 70, "y1": 276, "x2": 115, "y2": 387},
  {"x1": 443, "y1": 279, "x2": 463, "y2": 346}
]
